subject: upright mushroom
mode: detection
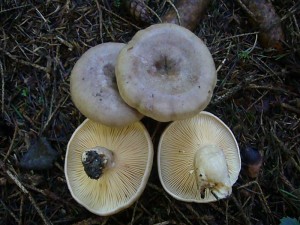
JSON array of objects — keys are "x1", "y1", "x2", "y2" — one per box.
[
  {"x1": 158, "y1": 111, "x2": 241, "y2": 202},
  {"x1": 65, "y1": 119, "x2": 153, "y2": 215},
  {"x1": 116, "y1": 23, "x2": 217, "y2": 122},
  {"x1": 70, "y1": 42, "x2": 143, "y2": 127}
]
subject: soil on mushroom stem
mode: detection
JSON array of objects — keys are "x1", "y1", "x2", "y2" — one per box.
[{"x1": 0, "y1": 0, "x2": 299, "y2": 224}]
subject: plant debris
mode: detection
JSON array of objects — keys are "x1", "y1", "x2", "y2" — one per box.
[
  {"x1": 162, "y1": 0, "x2": 212, "y2": 31},
  {"x1": 124, "y1": 0, "x2": 153, "y2": 23},
  {"x1": 235, "y1": 0, "x2": 285, "y2": 50}
]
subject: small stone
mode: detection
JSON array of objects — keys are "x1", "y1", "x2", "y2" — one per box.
[
  {"x1": 19, "y1": 137, "x2": 58, "y2": 170},
  {"x1": 241, "y1": 146, "x2": 263, "y2": 178}
]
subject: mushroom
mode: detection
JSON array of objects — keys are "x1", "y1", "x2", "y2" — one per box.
[
  {"x1": 70, "y1": 42, "x2": 143, "y2": 127},
  {"x1": 115, "y1": 23, "x2": 217, "y2": 122},
  {"x1": 65, "y1": 119, "x2": 153, "y2": 215},
  {"x1": 157, "y1": 111, "x2": 241, "y2": 202}
]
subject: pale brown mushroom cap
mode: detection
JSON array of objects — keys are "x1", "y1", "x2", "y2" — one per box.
[
  {"x1": 116, "y1": 23, "x2": 217, "y2": 122},
  {"x1": 158, "y1": 111, "x2": 241, "y2": 203},
  {"x1": 70, "y1": 42, "x2": 143, "y2": 127},
  {"x1": 65, "y1": 119, "x2": 153, "y2": 215}
]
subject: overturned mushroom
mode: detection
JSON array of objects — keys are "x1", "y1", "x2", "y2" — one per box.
[
  {"x1": 70, "y1": 42, "x2": 143, "y2": 127},
  {"x1": 116, "y1": 23, "x2": 217, "y2": 122},
  {"x1": 158, "y1": 111, "x2": 241, "y2": 202},
  {"x1": 65, "y1": 119, "x2": 153, "y2": 215}
]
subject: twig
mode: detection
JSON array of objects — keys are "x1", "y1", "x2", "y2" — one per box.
[
  {"x1": 3, "y1": 123, "x2": 18, "y2": 162},
  {"x1": 0, "y1": 60, "x2": 4, "y2": 114},
  {"x1": 216, "y1": 42, "x2": 232, "y2": 73},
  {"x1": 218, "y1": 32, "x2": 259, "y2": 42},
  {"x1": 130, "y1": 201, "x2": 138, "y2": 225},
  {"x1": 1, "y1": 48, "x2": 50, "y2": 73},
  {"x1": 238, "y1": 181, "x2": 275, "y2": 224},
  {"x1": 19, "y1": 195, "x2": 25, "y2": 225},
  {"x1": 40, "y1": 95, "x2": 69, "y2": 134},
  {"x1": 145, "y1": 3, "x2": 162, "y2": 23},
  {"x1": 209, "y1": 203, "x2": 240, "y2": 223},
  {"x1": 173, "y1": 204, "x2": 193, "y2": 225},
  {"x1": 231, "y1": 195, "x2": 252, "y2": 225},
  {"x1": 99, "y1": 5, "x2": 141, "y2": 30},
  {"x1": 246, "y1": 91, "x2": 268, "y2": 111},
  {"x1": 3, "y1": 165, "x2": 53, "y2": 225},
  {"x1": 281, "y1": 103, "x2": 300, "y2": 115},
  {"x1": 247, "y1": 84, "x2": 299, "y2": 96},
  {"x1": 185, "y1": 204, "x2": 212, "y2": 225},
  {"x1": 71, "y1": 217, "x2": 108, "y2": 225},
  {"x1": 94, "y1": 0, "x2": 104, "y2": 43},
  {"x1": 290, "y1": 157, "x2": 300, "y2": 173},
  {"x1": 148, "y1": 182, "x2": 164, "y2": 193},
  {"x1": 153, "y1": 222, "x2": 170, "y2": 225},
  {"x1": 234, "y1": 0, "x2": 256, "y2": 21},
  {"x1": 0, "y1": 4, "x2": 31, "y2": 14},
  {"x1": 0, "y1": 199, "x2": 19, "y2": 223},
  {"x1": 280, "y1": 173, "x2": 296, "y2": 192},
  {"x1": 211, "y1": 74, "x2": 258, "y2": 105},
  {"x1": 56, "y1": 36, "x2": 74, "y2": 51},
  {"x1": 166, "y1": 0, "x2": 181, "y2": 25}
]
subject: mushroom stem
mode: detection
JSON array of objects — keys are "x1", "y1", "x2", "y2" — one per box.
[
  {"x1": 82, "y1": 147, "x2": 115, "y2": 180},
  {"x1": 194, "y1": 145, "x2": 232, "y2": 199}
]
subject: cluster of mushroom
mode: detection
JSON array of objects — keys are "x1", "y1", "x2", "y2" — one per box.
[{"x1": 65, "y1": 23, "x2": 241, "y2": 216}]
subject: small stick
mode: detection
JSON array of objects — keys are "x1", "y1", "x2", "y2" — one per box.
[
  {"x1": 281, "y1": 103, "x2": 300, "y2": 115},
  {"x1": 40, "y1": 95, "x2": 69, "y2": 134},
  {"x1": 162, "y1": 0, "x2": 211, "y2": 31},
  {"x1": 231, "y1": 195, "x2": 251, "y2": 225},
  {"x1": 0, "y1": 4, "x2": 31, "y2": 14},
  {"x1": 238, "y1": 181, "x2": 274, "y2": 223},
  {"x1": 130, "y1": 201, "x2": 138, "y2": 225},
  {"x1": 209, "y1": 203, "x2": 240, "y2": 223},
  {"x1": 3, "y1": 123, "x2": 18, "y2": 162},
  {"x1": 0, "y1": 199, "x2": 19, "y2": 223},
  {"x1": 1, "y1": 48, "x2": 50, "y2": 73},
  {"x1": 19, "y1": 195, "x2": 24, "y2": 225},
  {"x1": 94, "y1": 0, "x2": 104, "y2": 42},
  {"x1": 145, "y1": 3, "x2": 162, "y2": 23},
  {"x1": 0, "y1": 60, "x2": 4, "y2": 114},
  {"x1": 173, "y1": 204, "x2": 193, "y2": 225},
  {"x1": 99, "y1": 5, "x2": 141, "y2": 30},
  {"x1": 4, "y1": 167, "x2": 53, "y2": 225},
  {"x1": 166, "y1": 0, "x2": 181, "y2": 26},
  {"x1": 153, "y1": 222, "x2": 170, "y2": 225},
  {"x1": 211, "y1": 73, "x2": 271, "y2": 105},
  {"x1": 185, "y1": 204, "x2": 212, "y2": 225}
]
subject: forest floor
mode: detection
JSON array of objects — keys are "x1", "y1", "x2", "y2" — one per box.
[{"x1": 0, "y1": 0, "x2": 299, "y2": 225}]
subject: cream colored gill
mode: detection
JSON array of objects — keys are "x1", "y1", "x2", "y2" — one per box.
[
  {"x1": 158, "y1": 111, "x2": 240, "y2": 203},
  {"x1": 65, "y1": 119, "x2": 153, "y2": 215}
]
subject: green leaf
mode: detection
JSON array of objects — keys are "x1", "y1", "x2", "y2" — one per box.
[{"x1": 280, "y1": 217, "x2": 300, "y2": 225}]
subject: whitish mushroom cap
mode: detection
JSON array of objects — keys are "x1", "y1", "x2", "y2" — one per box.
[
  {"x1": 116, "y1": 23, "x2": 217, "y2": 122},
  {"x1": 70, "y1": 42, "x2": 143, "y2": 127},
  {"x1": 158, "y1": 111, "x2": 241, "y2": 203},
  {"x1": 65, "y1": 119, "x2": 153, "y2": 215}
]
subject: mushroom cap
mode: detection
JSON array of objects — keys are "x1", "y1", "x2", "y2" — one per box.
[
  {"x1": 70, "y1": 42, "x2": 143, "y2": 127},
  {"x1": 65, "y1": 119, "x2": 153, "y2": 215},
  {"x1": 157, "y1": 111, "x2": 241, "y2": 203},
  {"x1": 115, "y1": 23, "x2": 217, "y2": 122}
]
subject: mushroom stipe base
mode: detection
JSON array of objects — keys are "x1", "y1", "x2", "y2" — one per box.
[{"x1": 82, "y1": 147, "x2": 114, "y2": 180}]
